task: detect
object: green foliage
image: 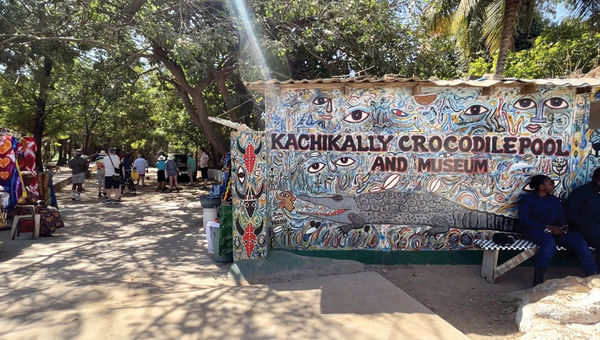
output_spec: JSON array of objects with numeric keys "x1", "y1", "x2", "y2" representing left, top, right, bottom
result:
[
  {"x1": 252, "y1": 0, "x2": 421, "y2": 78},
  {"x1": 468, "y1": 19, "x2": 600, "y2": 77}
]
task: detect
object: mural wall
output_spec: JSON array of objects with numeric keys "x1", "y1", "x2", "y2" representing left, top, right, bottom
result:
[
  {"x1": 232, "y1": 84, "x2": 599, "y2": 256},
  {"x1": 231, "y1": 130, "x2": 268, "y2": 260}
]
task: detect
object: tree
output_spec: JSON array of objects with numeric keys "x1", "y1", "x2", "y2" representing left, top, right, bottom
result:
[
  {"x1": 0, "y1": 1, "x2": 87, "y2": 169},
  {"x1": 424, "y1": 0, "x2": 537, "y2": 77},
  {"x1": 468, "y1": 19, "x2": 600, "y2": 77}
]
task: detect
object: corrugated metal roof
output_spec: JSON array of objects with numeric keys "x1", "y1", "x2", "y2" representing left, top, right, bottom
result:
[{"x1": 246, "y1": 76, "x2": 600, "y2": 90}]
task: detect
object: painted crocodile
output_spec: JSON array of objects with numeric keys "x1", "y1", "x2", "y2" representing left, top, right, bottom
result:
[{"x1": 296, "y1": 191, "x2": 518, "y2": 233}]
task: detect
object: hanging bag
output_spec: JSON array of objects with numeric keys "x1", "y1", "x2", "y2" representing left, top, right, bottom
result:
[{"x1": 107, "y1": 155, "x2": 121, "y2": 183}]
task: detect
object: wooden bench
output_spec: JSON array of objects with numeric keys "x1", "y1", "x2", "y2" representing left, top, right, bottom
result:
[
  {"x1": 475, "y1": 239, "x2": 595, "y2": 283},
  {"x1": 475, "y1": 238, "x2": 539, "y2": 283}
]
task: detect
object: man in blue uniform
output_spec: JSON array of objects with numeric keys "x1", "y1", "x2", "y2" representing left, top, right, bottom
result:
[
  {"x1": 519, "y1": 175, "x2": 597, "y2": 286},
  {"x1": 567, "y1": 168, "x2": 600, "y2": 266}
]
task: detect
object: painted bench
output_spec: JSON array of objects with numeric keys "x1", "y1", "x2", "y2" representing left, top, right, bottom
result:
[{"x1": 475, "y1": 238, "x2": 595, "y2": 283}]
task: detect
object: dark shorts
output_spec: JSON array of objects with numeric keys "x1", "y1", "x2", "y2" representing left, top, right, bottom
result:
[
  {"x1": 200, "y1": 167, "x2": 208, "y2": 179},
  {"x1": 105, "y1": 176, "x2": 120, "y2": 189},
  {"x1": 157, "y1": 169, "x2": 166, "y2": 182}
]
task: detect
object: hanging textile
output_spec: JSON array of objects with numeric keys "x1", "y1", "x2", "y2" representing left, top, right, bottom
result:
[
  {"x1": 38, "y1": 172, "x2": 58, "y2": 208},
  {"x1": 0, "y1": 134, "x2": 25, "y2": 210},
  {"x1": 16, "y1": 136, "x2": 38, "y2": 199}
]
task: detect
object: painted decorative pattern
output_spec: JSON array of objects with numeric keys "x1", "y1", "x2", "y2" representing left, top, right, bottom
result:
[
  {"x1": 231, "y1": 130, "x2": 268, "y2": 260},
  {"x1": 233, "y1": 85, "x2": 599, "y2": 255}
]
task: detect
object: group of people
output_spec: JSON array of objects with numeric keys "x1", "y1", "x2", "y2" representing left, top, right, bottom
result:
[
  {"x1": 519, "y1": 169, "x2": 600, "y2": 285},
  {"x1": 155, "y1": 150, "x2": 210, "y2": 192},
  {"x1": 68, "y1": 148, "x2": 150, "y2": 204},
  {"x1": 73, "y1": 148, "x2": 210, "y2": 199}
]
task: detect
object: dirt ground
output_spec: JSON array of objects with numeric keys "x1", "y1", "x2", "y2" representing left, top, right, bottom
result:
[
  {"x1": 0, "y1": 171, "x2": 589, "y2": 339},
  {"x1": 371, "y1": 265, "x2": 582, "y2": 339}
]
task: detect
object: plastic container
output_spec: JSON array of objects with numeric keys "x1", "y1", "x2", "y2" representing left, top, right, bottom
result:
[
  {"x1": 199, "y1": 194, "x2": 221, "y2": 232},
  {"x1": 210, "y1": 222, "x2": 233, "y2": 262},
  {"x1": 199, "y1": 195, "x2": 221, "y2": 209}
]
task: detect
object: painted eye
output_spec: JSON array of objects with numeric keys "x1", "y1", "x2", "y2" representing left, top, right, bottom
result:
[
  {"x1": 391, "y1": 109, "x2": 409, "y2": 117},
  {"x1": 307, "y1": 162, "x2": 325, "y2": 173},
  {"x1": 514, "y1": 98, "x2": 536, "y2": 110},
  {"x1": 464, "y1": 105, "x2": 489, "y2": 115},
  {"x1": 544, "y1": 97, "x2": 568, "y2": 109},
  {"x1": 237, "y1": 166, "x2": 245, "y2": 184},
  {"x1": 343, "y1": 109, "x2": 369, "y2": 123},
  {"x1": 312, "y1": 97, "x2": 330, "y2": 105},
  {"x1": 335, "y1": 157, "x2": 355, "y2": 166}
]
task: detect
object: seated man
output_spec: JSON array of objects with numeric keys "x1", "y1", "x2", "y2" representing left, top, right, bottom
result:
[
  {"x1": 519, "y1": 174, "x2": 597, "y2": 286},
  {"x1": 567, "y1": 167, "x2": 600, "y2": 265}
]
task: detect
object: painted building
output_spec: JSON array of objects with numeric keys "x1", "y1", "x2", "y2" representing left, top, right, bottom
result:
[{"x1": 231, "y1": 77, "x2": 600, "y2": 261}]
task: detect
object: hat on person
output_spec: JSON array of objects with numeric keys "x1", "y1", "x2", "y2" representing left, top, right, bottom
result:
[
  {"x1": 167, "y1": 154, "x2": 175, "y2": 160},
  {"x1": 158, "y1": 155, "x2": 166, "y2": 161},
  {"x1": 75, "y1": 149, "x2": 82, "y2": 155},
  {"x1": 99, "y1": 150, "x2": 107, "y2": 156},
  {"x1": 109, "y1": 147, "x2": 117, "y2": 153}
]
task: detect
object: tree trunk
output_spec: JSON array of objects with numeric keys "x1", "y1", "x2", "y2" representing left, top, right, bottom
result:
[
  {"x1": 214, "y1": 68, "x2": 240, "y2": 122},
  {"x1": 83, "y1": 128, "x2": 91, "y2": 155},
  {"x1": 495, "y1": 0, "x2": 520, "y2": 77},
  {"x1": 189, "y1": 88, "x2": 227, "y2": 156},
  {"x1": 151, "y1": 46, "x2": 227, "y2": 156},
  {"x1": 33, "y1": 55, "x2": 53, "y2": 171},
  {"x1": 33, "y1": 98, "x2": 45, "y2": 171}
]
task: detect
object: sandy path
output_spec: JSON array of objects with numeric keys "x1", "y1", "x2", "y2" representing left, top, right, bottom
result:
[{"x1": 0, "y1": 176, "x2": 235, "y2": 339}]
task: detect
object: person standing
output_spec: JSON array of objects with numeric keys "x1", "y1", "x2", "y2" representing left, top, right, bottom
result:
[
  {"x1": 102, "y1": 147, "x2": 122, "y2": 204},
  {"x1": 187, "y1": 153, "x2": 196, "y2": 184},
  {"x1": 566, "y1": 167, "x2": 600, "y2": 266},
  {"x1": 199, "y1": 148, "x2": 210, "y2": 188},
  {"x1": 156, "y1": 155, "x2": 167, "y2": 192},
  {"x1": 68, "y1": 149, "x2": 88, "y2": 201},
  {"x1": 95, "y1": 151, "x2": 107, "y2": 198},
  {"x1": 165, "y1": 154, "x2": 180, "y2": 192},
  {"x1": 133, "y1": 153, "x2": 149, "y2": 187},
  {"x1": 518, "y1": 174, "x2": 597, "y2": 286}
]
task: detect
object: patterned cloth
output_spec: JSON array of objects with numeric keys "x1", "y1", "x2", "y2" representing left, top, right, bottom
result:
[
  {"x1": 14, "y1": 183, "x2": 63, "y2": 236},
  {"x1": 16, "y1": 137, "x2": 38, "y2": 198},
  {"x1": 0, "y1": 134, "x2": 24, "y2": 210}
]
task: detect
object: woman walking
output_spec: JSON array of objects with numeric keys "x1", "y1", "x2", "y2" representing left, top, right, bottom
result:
[
  {"x1": 165, "y1": 154, "x2": 180, "y2": 192},
  {"x1": 156, "y1": 155, "x2": 167, "y2": 192}
]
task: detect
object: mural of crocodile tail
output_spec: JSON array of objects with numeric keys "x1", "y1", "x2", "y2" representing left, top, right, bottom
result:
[{"x1": 450, "y1": 208, "x2": 518, "y2": 232}]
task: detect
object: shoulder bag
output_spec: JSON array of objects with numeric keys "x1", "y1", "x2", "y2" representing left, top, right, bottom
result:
[{"x1": 107, "y1": 155, "x2": 121, "y2": 183}]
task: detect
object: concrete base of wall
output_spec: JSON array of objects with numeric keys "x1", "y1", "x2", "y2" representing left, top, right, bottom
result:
[{"x1": 277, "y1": 248, "x2": 581, "y2": 267}]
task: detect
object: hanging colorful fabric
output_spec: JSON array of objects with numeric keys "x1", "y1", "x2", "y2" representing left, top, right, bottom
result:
[
  {"x1": 16, "y1": 137, "x2": 38, "y2": 199},
  {"x1": 0, "y1": 135, "x2": 23, "y2": 210}
]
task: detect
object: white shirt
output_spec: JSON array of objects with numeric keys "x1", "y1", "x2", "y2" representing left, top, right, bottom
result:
[
  {"x1": 102, "y1": 154, "x2": 121, "y2": 176},
  {"x1": 199, "y1": 153, "x2": 209, "y2": 168},
  {"x1": 133, "y1": 158, "x2": 148, "y2": 174}
]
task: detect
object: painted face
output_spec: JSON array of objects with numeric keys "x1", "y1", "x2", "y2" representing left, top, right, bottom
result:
[
  {"x1": 513, "y1": 93, "x2": 571, "y2": 134},
  {"x1": 452, "y1": 101, "x2": 500, "y2": 135},
  {"x1": 302, "y1": 152, "x2": 360, "y2": 194}
]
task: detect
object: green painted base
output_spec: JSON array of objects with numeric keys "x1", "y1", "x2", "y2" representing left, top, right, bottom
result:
[{"x1": 275, "y1": 248, "x2": 582, "y2": 267}]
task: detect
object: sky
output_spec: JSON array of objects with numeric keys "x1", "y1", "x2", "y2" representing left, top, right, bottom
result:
[{"x1": 548, "y1": 3, "x2": 574, "y2": 22}]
